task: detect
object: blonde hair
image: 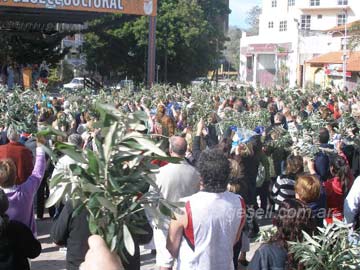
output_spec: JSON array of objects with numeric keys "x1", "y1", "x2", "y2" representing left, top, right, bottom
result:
[
  {"x1": 228, "y1": 159, "x2": 241, "y2": 180},
  {"x1": 295, "y1": 175, "x2": 321, "y2": 203},
  {"x1": 227, "y1": 159, "x2": 242, "y2": 194}
]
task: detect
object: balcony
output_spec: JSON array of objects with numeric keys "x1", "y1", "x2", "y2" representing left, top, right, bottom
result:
[{"x1": 299, "y1": 0, "x2": 351, "y2": 11}]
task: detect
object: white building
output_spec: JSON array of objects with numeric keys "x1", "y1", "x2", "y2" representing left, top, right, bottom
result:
[
  {"x1": 240, "y1": 0, "x2": 360, "y2": 88},
  {"x1": 62, "y1": 33, "x2": 86, "y2": 69}
]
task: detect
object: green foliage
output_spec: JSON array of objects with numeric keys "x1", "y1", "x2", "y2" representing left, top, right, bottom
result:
[
  {"x1": 0, "y1": 31, "x2": 70, "y2": 65},
  {"x1": 289, "y1": 221, "x2": 360, "y2": 270},
  {"x1": 245, "y1": 5, "x2": 261, "y2": 36},
  {"x1": 224, "y1": 27, "x2": 242, "y2": 71},
  {"x1": 46, "y1": 103, "x2": 180, "y2": 259},
  {"x1": 0, "y1": 86, "x2": 39, "y2": 133},
  {"x1": 83, "y1": 0, "x2": 230, "y2": 83}
]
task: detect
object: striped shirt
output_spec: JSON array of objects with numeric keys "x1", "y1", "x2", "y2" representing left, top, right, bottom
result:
[{"x1": 271, "y1": 174, "x2": 296, "y2": 210}]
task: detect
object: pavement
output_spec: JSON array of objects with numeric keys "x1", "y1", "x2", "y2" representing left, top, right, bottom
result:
[{"x1": 32, "y1": 217, "x2": 268, "y2": 270}]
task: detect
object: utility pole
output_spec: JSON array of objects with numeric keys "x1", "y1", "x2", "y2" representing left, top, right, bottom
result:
[
  {"x1": 147, "y1": 16, "x2": 157, "y2": 88},
  {"x1": 342, "y1": 8, "x2": 348, "y2": 89}
]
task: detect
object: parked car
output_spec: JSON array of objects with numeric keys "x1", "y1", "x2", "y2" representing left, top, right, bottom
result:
[
  {"x1": 63, "y1": 77, "x2": 84, "y2": 91},
  {"x1": 115, "y1": 79, "x2": 134, "y2": 91},
  {"x1": 191, "y1": 77, "x2": 209, "y2": 86}
]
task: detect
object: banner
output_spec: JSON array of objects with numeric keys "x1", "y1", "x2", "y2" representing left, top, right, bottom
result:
[{"x1": 0, "y1": 0, "x2": 157, "y2": 16}]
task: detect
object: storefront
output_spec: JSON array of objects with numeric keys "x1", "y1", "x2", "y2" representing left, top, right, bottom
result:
[{"x1": 306, "y1": 51, "x2": 360, "y2": 90}]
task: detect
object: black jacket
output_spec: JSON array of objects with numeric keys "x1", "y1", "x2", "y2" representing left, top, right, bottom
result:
[
  {"x1": 0, "y1": 220, "x2": 41, "y2": 270},
  {"x1": 51, "y1": 201, "x2": 91, "y2": 270}
]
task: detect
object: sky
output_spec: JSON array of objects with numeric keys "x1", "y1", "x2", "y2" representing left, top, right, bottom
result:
[{"x1": 229, "y1": 0, "x2": 262, "y2": 29}]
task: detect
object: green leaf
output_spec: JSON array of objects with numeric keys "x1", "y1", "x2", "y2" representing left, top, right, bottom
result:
[
  {"x1": 89, "y1": 214, "x2": 98, "y2": 234},
  {"x1": 55, "y1": 142, "x2": 87, "y2": 163},
  {"x1": 45, "y1": 183, "x2": 70, "y2": 208},
  {"x1": 36, "y1": 127, "x2": 67, "y2": 138},
  {"x1": 87, "y1": 150, "x2": 100, "y2": 177},
  {"x1": 123, "y1": 224, "x2": 135, "y2": 256},
  {"x1": 96, "y1": 196, "x2": 117, "y2": 215},
  {"x1": 49, "y1": 173, "x2": 66, "y2": 189},
  {"x1": 104, "y1": 122, "x2": 118, "y2": 162},
  {"x1": 82, "y1": 183, "x2": 102, "y2": 193},
  {"x1": 132, "y1": 110, "x2": 148, "y2": 122},
  {"x1": 124, "y1": 134, "x2": 166, "y2": 156}
]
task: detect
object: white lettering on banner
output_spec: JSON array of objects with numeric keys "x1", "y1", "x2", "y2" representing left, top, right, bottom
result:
[
  {"x1": 1, "y1": 0, "x2": 125, "y2": 10},
  {"x1": 109, "y1": 0, "x2": 116, "y2": 9},
  {"x1": 93, "y1": 0, "x2": 100, "y2": 8}
]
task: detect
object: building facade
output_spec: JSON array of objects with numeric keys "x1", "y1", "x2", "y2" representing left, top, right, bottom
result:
[{"x1": 240, "y1": 0, "x2": 360, "y2": 88}]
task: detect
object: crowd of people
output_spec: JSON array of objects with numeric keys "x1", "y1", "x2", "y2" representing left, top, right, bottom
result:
[
  {"x1": 0, "y1": 61, "x2": 49, "y2": 90},
  {"x1": 0, "y1": 83, "x2": 360, "y2": 270}
]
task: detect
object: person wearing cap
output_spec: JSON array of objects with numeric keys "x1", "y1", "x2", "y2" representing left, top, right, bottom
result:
[
  {"x1": 0, "y1": 125, "x2": 34, "y2": 185},
  {"x1": 0, "y1": 189, "x2": 41, "y2": 270}
]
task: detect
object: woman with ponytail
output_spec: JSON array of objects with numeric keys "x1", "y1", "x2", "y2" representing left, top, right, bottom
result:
[
  {"x1": 323, "y1": 154, "x2": 354, "y2": 224},
  {"x1": 0, "y1": 189, "x2": 41, "y2": 270}
]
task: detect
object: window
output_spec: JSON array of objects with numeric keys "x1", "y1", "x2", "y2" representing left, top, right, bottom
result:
[
  {"x1": 272, "y1": 0, "x2": 277, "y2": 7},
  {"x1": 288, "y1": 0, "x2": 295, "y2": 6},
  {"x1": 310, "y1": 0, "x2": 320, "y2": 6},
  {"x1": 279, "y1": 21, "x2": 287, "y2": 32},
  {"x1": 301, "y1": 15, "x2": 311, "y2": 30},
  {"x1": 268, "y1": 21, "x2": 274, "y2": 28},
  {"x1": 317, "y1": 14, "x2": 322, "y2": 19},
  {"x1": 337, "y1": 13, "x2": 347, "y2": 26},
  {"x1": 338, "y1": 0, "x2": 348, "y2": 5}
]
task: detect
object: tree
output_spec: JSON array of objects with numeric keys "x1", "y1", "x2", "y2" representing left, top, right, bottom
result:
[
  {"x1": 0, "y1": 30, "x2": 69, "y2": 65},
  {"x1": 349, "y1": 21, "x2": 360, "y2": 50},
  {"x1": 83, "y1": 0, "x2": 230, "y2": 84},
  {"x1": 246, "y1": 5, "x2": 261, "y2": 36},
  {"x1": 223, "y1": 26, "x2": 242, "y2": 71}
]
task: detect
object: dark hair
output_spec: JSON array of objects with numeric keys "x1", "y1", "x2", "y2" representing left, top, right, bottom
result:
[
  {"x1": 319, "y1": 128, "x2": 330, "y2": 144},
  {"x1": 285, "y1": 155, "x2": 304, "y2": 175},
  {"x1": 216, "y1": 137, "x2": 232, "y2": 157},
  {"x1": 330, "y1": 155, "x2": 352, "y2": 198},
  {"x1": 270, "y1": 199, "x2": 316, "y2": 270},
  {"x1": 197, "y1": 149, "x2": 230, "y2": 193},
  {"x1": 0, "y1": 189, "x2": 9, "y2": 237}
]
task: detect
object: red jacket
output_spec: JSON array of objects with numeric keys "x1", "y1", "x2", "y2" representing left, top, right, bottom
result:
[
  {"x1": 323, "y1": 175, "x2": 354, "y2": 224},
  {"x1": 0, "y1": 141, "x2": 34, "y2": 184}
]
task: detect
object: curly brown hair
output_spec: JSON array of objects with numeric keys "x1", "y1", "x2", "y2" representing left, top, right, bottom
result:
[{"x1": 0, "y1": 159, "x2": 17, "y2": 188}]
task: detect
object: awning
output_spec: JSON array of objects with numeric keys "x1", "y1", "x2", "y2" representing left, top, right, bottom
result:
[{"x1": 307, "y1": 51, "x2": 360, "y2": 72}]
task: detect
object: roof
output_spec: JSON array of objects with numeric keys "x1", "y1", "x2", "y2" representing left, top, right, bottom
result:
[
  {"x1": 327, "y1": 20, "x2": 360, "y2": 33},
  {"x1": 307, "y1": 51, "x2": 360, "y2": 72}
]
